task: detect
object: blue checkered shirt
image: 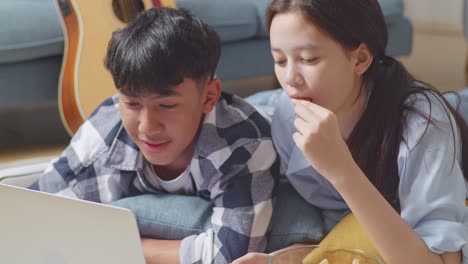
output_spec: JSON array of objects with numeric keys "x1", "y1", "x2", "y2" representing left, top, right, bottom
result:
[{"x1": 30, "y1": 92, "x2": 279, "y2": 264}]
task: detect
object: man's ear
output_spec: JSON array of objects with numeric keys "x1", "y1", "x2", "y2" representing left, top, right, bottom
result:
[
  {"x1": 353, "y1": 43, "x2": 373, "y2": 76},
  {"x1": 202, "y1": 77, "x2": 221, "y2": 113}
]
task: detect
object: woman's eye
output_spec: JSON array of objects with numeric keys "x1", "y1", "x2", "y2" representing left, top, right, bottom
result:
[
  {"x1": 302, "y1": 58, "x2": 318, "y2": 64},
  {"x1": 274, "y1": 59, "x2": 287, "y2": 65},
  {"x1": 160, "y1": 104, "x2": 177, "y2": 109}
]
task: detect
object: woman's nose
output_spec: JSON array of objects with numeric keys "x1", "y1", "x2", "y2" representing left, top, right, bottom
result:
[{"x1": 285, "y1": 65, "x2": 304, "y2": 87}]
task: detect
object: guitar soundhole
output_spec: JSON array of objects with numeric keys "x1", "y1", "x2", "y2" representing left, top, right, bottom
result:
[{"x1": 112, "y1": 0, "x2": 145, "y2": 23}]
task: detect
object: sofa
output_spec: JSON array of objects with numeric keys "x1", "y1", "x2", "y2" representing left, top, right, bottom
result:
[{"x1": 0, "y1": 0, "x2": 412, "y2": 147}]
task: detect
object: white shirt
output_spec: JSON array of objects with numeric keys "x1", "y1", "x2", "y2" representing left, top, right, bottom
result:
[
  {"x1": 143, "y1": 161, "x2": 194, "y2": 195},
  {"x1": 272, "y1": 90, "x2": 468, "y2": 263}
]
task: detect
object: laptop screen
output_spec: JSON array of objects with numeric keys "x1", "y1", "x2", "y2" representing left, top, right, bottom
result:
[{"x1": 0, "y1": 184, "x2": 145, "y2": 264}]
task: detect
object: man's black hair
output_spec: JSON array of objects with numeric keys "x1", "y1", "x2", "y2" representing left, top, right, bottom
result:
[{"x1": 104, "y1": 7, "x2": 221, "y2": 95}]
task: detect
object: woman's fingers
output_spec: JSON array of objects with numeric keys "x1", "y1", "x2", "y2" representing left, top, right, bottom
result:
[
  {"x1": 292, "y1": 100, "x2": 319, "y2": 123},
  {"x1": 292, "y1": 98, "x2": 330, "y2": 122},
  {"x1": 293, "y1": 116, "x2": 312, "y2": 136},
  {"x1": 292, "y1": 131, "x2": 305, "y2": 150}
]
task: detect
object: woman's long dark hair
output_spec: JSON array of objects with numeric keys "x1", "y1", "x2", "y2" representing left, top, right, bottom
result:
[{"x1": 267, "y1": 0, "x2": 468, "y2": 209}]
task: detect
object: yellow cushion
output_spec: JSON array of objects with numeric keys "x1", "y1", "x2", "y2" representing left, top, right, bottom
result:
[
  {"x1": 303, "y1": 213, "x2": 385, "y2": 264},
  {"x1": 161, "y1": 0, "x2": 176, "y2": 8},
  {"x1": 304, "y1": 201, "x2": 468, "y2": 263}
]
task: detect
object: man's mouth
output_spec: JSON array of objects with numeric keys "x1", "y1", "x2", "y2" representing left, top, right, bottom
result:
[{"x1": 141, "y1": 140, "x2": 171, "y2": 152}]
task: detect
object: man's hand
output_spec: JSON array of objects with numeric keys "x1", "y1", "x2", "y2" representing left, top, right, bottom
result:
[
  {"x1": 232, "y1": 252, "x2": 270, "y2": 264},
  {"x1": 141, "y1": 238, "x2": 181, "y2": 264}
]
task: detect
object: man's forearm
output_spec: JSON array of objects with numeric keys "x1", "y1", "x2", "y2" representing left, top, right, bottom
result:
[{"x1": 141, "y1": 238, "x2": 181, "y2": 264}]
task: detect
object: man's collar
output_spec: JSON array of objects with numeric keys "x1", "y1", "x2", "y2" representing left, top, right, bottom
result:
[{"x1": 104, "y1": 125, "x2": 143, "y2": 171}]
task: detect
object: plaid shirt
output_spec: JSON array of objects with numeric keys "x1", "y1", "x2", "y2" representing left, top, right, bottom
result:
[{"x1": 30, "y1": 92, "x2": 279, "y2": 264}]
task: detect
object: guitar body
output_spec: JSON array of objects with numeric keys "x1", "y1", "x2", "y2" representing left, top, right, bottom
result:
[{"x1": 55, "y1": 0, "x2": 176, "y2": 135}]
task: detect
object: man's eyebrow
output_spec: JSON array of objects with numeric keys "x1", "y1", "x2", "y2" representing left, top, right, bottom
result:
[
  {"x1": 119, "y1": 89, "x2": 182, "y2": 98},
  {"x1": 151, "y1": 89, "x2": 182, "y2": 98},
  {"x1": 271, "y1": 44, "x2": 319, "y2": 52}
]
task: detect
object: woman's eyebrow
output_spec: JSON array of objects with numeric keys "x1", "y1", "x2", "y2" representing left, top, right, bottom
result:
[{"x1": 271, "y1": 44, "x2": 320, "y2": 52}]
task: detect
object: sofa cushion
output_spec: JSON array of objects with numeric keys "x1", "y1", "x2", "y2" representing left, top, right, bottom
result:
[
  {"x1": 177, "y1": 0, "x2": 404, "y2": 41},
  {"x1": 443, "y1": 89, "x2": 468, "y2": 124},
  {"x1": 0, "y1": 0, "x2": 64, "y2": 64},
  {"x1": 250, "y1": 0, "x2": 271, "y2": 37},
  {"x1": 378, "y1": 0, "x2": 403, "y2": 24},
  {"x1": 176, "y1": 0, "x2": 262, "y2": 43},
  {"x1": 110, "y1": 183, "x2": 325, "y2": 252}
]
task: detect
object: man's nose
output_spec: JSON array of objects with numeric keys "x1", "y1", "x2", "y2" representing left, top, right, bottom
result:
[{"x1": 138, "y1": 110, "x2": 164, "y2": 135}]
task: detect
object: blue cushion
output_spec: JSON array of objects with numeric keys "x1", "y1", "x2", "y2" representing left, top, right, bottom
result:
[
  {"x1": 217, "y1": 39, "x2": 274, "y2": 80},
  {"x1": 386, "y1": 17, "x2": 413, "y2": 56},
  {"x1": 443, "y1": 89, "x2": 468, "y2": 123},
  {"x1": 267, "y1": 183, "x2": 324, "y2": 252},
  {"x1": 377, "y1": 0, "x2": 403, "y2": 24},
  {"x1": 0, "y1": 55, "x2": 62, "y2": 105},
  {"x1": 176, "y1": 0, "x2": 260, "y2": 43},
  {"x1": 250, "y1": 0, "x2": 272, "y2": 38},
  {"x1": 465, "y1": 0, "x2": 468, "y2": 41},
  {"x1": 110, "y1": 194, "x2": 212, "y2": 240},
  {"x1": 110, "y1": 183, "x2": 324, "y2": 252},
  {"x1": 0, "y1": 0, "x2": 64, "y2": 64}
]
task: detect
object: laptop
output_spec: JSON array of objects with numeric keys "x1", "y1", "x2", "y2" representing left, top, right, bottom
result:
[{"x1": 0, "y1": 183, "x2": 145, "y2": 264}]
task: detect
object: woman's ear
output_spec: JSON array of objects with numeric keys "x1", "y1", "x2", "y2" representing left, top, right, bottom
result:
[
  {"x1": 202, "y1": 77, "x2": 221, "y2": 113},
  {"x1": 353, "y1": 43, "x2": 373, "y2": 76}
]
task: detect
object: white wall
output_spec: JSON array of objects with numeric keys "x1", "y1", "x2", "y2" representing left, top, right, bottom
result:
[
  {"x1": 399, "y1": 0, "x2": 467, "y2": 91},
  {"x1": 404, "y1": 0, "x2": 464, "y2": 33}
]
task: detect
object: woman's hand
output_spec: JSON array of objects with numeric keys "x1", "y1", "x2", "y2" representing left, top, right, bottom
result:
[
  {"x1": 232, "y1": 252, "x2": 270, "y2": 264},
  {"x1": 291, "y1": 99, "x2": 356, "y2": 183}
]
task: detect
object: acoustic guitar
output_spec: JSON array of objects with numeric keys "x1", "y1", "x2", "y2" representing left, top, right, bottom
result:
[{"x1": 55, "y1": 0, "x2": 176, "y2": 135}]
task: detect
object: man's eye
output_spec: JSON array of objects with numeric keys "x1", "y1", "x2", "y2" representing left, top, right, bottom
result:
[
  {"x1": 160, "y1": 104, "x2": 177, "y2": 109},
  {"x1": 125, "y1": 102, "x2": 140, "y2": 107}
]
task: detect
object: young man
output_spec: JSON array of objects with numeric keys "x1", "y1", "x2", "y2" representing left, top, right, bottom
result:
[{"x1": 30, "y1": 7, "x2": 278, "y2": 264}]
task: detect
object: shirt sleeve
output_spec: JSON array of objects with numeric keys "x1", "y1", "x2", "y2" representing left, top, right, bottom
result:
[
  {"x1": 29, "y1": 153, "x2": 80, "y2": 199},
  {"x1": 29, "y1": 116, "x2": 111, "y2": 202},
  {"x1": 29, "y1": 96, "x2": 129, "y2": 202},
  {"x1": 398, "y1": 94, "x2": 468, "y2": 262},
  {"x1": 271, "y1": 92, "x2": 296, "y2": 166},
  {"x1": 179, "y1": 140, "x2": 278, "y2": 264}
]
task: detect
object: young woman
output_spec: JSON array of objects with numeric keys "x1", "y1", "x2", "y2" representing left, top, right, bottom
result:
[{"x1": 234, "y1": 0, "x2": 468, "y2": 263}]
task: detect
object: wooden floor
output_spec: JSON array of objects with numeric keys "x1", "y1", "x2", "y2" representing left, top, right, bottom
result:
[
  {"x1": 0, "y1": 103, "x2": 70, "y2": 165},
  {"x1": 0, "y1": 144, "x2": 65, "y2": 164}
]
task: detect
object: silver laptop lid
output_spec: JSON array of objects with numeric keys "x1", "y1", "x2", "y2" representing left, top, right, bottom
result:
[{"x1": 0, "y1": 184, "x2": 145, "y2": 264}]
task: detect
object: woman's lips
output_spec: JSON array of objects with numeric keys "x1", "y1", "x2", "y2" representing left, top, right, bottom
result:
[{"x1": 289, "y1": 95, "x2": 313, "y2": 102}]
